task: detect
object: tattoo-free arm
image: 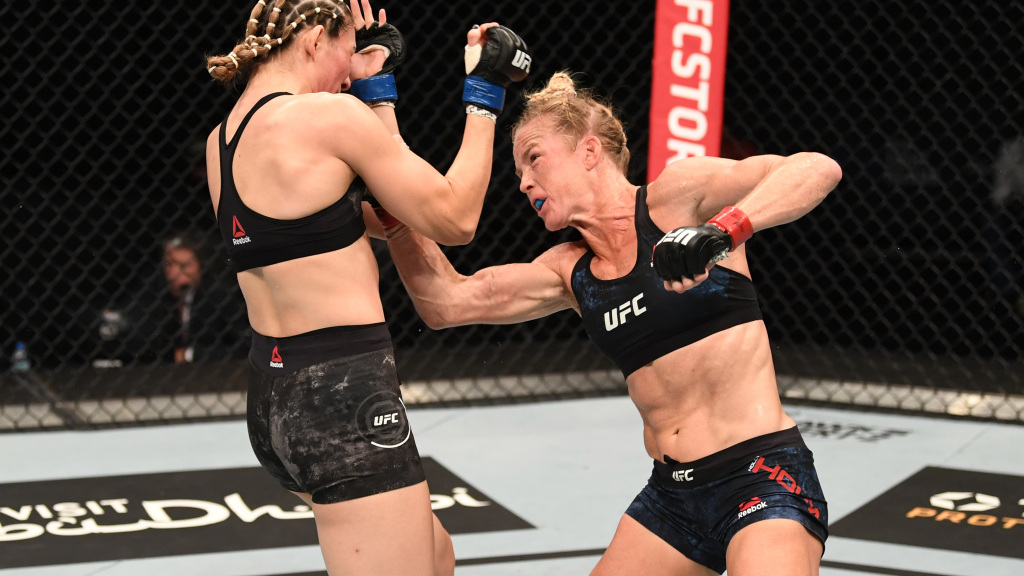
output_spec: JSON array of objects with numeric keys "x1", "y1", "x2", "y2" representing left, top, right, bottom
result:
[
  {"x1": 651, "y1": 152, "x2": 842, "y2": 231},
  {"x1": 384, "y1": 225, "x2": 574, "y2": 328}
]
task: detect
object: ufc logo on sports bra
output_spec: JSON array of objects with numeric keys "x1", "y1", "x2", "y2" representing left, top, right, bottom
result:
[
  {"x1": 604, "y1": 293, "x2": 646, "y2": 331},
  {"x1": 511, "y1": 50, "x2": 532, "y2": 73}
]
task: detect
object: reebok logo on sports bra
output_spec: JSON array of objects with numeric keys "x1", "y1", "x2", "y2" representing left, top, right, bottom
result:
[
  {"x1": 216, "y1": 92, "x2": 366, "y2": 271},
  {"x1": 232, "y1": 216, "x2": 251, "y2": 245}
]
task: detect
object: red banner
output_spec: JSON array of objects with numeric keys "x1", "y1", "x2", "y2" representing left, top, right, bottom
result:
[{"x1": 648, "y1": 0, "x2": 731, "y2": 181}]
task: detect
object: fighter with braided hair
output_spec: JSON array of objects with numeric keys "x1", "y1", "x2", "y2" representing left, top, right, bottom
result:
[
  {"x1": 204, "y1": 1, "x2": 530, "y2": 574},
  {"x1": 384, "y1": 71, "x2": 842, "y2": 576}
]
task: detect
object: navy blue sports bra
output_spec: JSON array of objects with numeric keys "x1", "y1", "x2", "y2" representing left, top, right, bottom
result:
[
  {"x1": 217, "y1": 92, "x2": 367, "y2": 271},
  {"x1": 570, "y1": 186, "x2": 763, "y2": 378}
]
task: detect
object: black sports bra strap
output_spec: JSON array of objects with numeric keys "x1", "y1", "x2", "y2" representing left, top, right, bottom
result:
[
  {"x1": 220, "y1": 92, "x2": 291, "y2": 148},
  {"x1": 634, "y1": 185, "x2": 664, "y2": 237},
  {"x1": 571, "y1": 249, "x2": 596, "y2": 279}
]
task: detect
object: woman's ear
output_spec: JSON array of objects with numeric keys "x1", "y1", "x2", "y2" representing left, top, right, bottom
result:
[
  {"x1": 582, "y1": 135, "x2": 602, "y2": 170},
  {"x1": 303, "y1": 25, "x2": 327, "y2": 60}
]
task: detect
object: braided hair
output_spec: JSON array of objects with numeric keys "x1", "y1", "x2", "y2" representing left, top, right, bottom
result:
[
  {"x1": 206, "y1": 0, "x2": 354, "y2": 85},
  {"x1": 513, "y1": 72, "x2": 631, "y2": 176}
]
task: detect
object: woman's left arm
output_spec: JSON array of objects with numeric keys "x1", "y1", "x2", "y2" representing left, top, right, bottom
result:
[
  {"x1": 648, "y1": 152, "x2": 842, "y2": 291},
  {"x1": 652, "y1": 152, "x2": 843, "y2": 231}
]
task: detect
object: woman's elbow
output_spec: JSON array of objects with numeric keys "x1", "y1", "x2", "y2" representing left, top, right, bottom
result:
[
  {"x1": 437, "y1": 221, "x2": 477, "y2": 247},
  {"x1": 452, "y1": 221, "x2": 478, "y2": 246},
  {"x1": 420, "y1": 313, "x2": 451, "y2": 331},
  {"x1": 419, "y1": 306, "x2": 462, "y2": 330},
  {"x1": 414, "y1": 303, "x2": 452, "y2": 330},
  {"x1": 811, "y1": 152, "x2": 843, "y2": 194},
  {"x1": 791, "y1": 152, "x2": 842, "y2": 202}
]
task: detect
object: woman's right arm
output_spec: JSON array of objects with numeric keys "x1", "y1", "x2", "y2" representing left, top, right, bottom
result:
[
  {"x1": 322, "y1": 98, "x2": 493, "y2": 246},
  {"x1": 330, "y1": 24, "x2": 531, "y2": 246},
  {"x1": 383, "y1": 224, "x2": 577, "y2": 328}
]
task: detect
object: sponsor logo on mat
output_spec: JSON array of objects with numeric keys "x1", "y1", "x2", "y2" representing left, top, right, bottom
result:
[
  {"x1": 795, "y1": 420, "x2": 911, "y2": 442},
  {"x1": 0, "y1": 457, "x2": 532, "y2": 568},
  {"x1": 830, "y1": 466, "x2": 1024, "y2": 559}
]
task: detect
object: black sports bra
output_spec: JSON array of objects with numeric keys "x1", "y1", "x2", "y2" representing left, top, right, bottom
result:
[
  {"x1": 570, "y1": 186, "x2": 763, "y2": 378},
  {"x1": 216, "y1": 92, "x2": 367, "y2": 271}
]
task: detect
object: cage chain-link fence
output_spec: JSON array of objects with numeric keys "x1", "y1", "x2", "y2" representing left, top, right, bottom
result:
[{"x1": 2, "y1": 0, "x2": 1022, "y2": 430}]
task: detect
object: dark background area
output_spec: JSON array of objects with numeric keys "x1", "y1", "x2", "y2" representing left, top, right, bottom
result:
[{"x1": 1, "y1": 1, "x2": 1022, "y2": 421}]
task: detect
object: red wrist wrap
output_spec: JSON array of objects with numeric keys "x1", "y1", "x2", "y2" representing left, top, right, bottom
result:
[
  {"x1": 373, "y1": 206, "x2": 402, "y2": 229},
  {"x1": 708, "y1": 206, "x2": 753, "y2": 250}
]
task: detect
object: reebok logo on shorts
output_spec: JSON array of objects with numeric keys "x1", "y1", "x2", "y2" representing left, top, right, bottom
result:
[
  {"x1": 270, "y1": 346, "x2": 284, "y2": 369},
  {"x1": 738, "y1": 496, "x2": 767, "y2": 518}
]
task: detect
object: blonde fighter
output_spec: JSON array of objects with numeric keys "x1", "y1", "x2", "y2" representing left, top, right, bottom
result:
[{"x1": 383, "y1": 72, "x2": 841, "y2": 576}]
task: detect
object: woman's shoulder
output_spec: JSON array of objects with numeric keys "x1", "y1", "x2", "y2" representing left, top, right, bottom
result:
[
  {"x1": 645, "y1": 157, "x2": 729, "y2": 225},
  {"x1": 272, "y1": 92, "x2": 364, "y2": 117},
  {"x1": 538, "y1": 240, "x2": 589, "y2": 260},
  {"x1": 239, "y1": 92, "x2": 375, "y2": 149},
  {"x1": 647, "y1": 157, "x2": 720, "y2": 200},
  {"x1": 286, "y1": 93, "x2": 386, "y2": 139},
  {"x1": 534, "y1": 240, "x2": 590, "y2": 276}
]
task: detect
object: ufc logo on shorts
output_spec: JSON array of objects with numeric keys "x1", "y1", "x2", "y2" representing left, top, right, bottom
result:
[
  {"x1": 511, "y1": 50, "x2": 532, "y2": 73},
  {"x1": 672, "y1": 469, "x2": 694, "y2": 482},
  {"x1": 604, "y1": 293, "x2": 646, "y2": 331},
  {"x1": 658, "y1": 228, "x2": 698, "y2": 246},
  {"x1": 374, "y1": 412, "x2": 399, "y2": 426}
]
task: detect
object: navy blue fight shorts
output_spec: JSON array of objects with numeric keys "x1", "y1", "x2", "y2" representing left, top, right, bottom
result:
[
  {"x1": 625, "y1": 426, "x2": 828, "y2": 574},
  {"x1": 246, "y1": 323, "x2": 425, "y2": 504}
]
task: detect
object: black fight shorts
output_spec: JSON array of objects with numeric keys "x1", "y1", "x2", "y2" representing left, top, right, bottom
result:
[
  {"x1": 246, "y1": 323, "x2": 425, "y2": 504},
  {"x1": 625, "y1": 427, "x2": 828, "y2": 574}
]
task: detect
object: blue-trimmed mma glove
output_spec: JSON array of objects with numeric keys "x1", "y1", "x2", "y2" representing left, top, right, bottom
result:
[
  {"x1": 348, "y1": 22, "x2": 406, "y2": 105},
  {"x1": 652, "y1": 207, "x2": 754, "y2": 281},
  {"x1": 463, "y1": 25, "x2": 531, "y2": 120},
  {"x1": 349, "y1": 23, "x2": 407, "y2": 221}
]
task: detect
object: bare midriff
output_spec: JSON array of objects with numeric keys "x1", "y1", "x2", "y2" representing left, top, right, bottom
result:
[
  {"x1": 237, "y1": 236, "x2": 385, "y2": 338},
  {"x1": 627, "y1": 320, "x2": 795, "y2": 463}
]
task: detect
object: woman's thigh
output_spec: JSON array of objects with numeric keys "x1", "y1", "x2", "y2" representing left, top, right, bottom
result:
[
  {"x1": 591, "y1": 514, "x2": 718, "y2": 576},
  {"x1": 726, "y1": 519, "x2": 823, "y2": 576},
  {"x1": 311, "y1": 481, "x2": 437, "y2": 576}
]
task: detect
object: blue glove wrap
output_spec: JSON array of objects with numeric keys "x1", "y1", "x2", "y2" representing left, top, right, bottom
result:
[
  {"x1": 349, "y1": 74, "x2": 398, "y2": 103},
  {"x1": 462, "y1": 75, "x2": 505, "y2": 113}
]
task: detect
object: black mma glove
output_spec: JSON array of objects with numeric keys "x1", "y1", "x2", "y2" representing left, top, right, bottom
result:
[
  {"x1": 349, "y1": 22, "x2": 406, "y2": 104},
  {"x1": 463, "y1": 25, "x2": 531, "y2": 118},
  {"x1": 652, "y1": 207, "x2": 754, "y2": 281}
]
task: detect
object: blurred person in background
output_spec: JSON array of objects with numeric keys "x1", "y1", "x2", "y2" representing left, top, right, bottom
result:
[
  {"x1": 383, "y1": 72, "x2": 842, "y2": 576},
  {"x1": 95, "y1": 232, "x2": 249, "y2": 366},
  {"x1": 203, "y1": 0, "x2": 530, "y2": 573},
  {"x1": 160, "y1": 233, "x2": 249, "y2": 363}
]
